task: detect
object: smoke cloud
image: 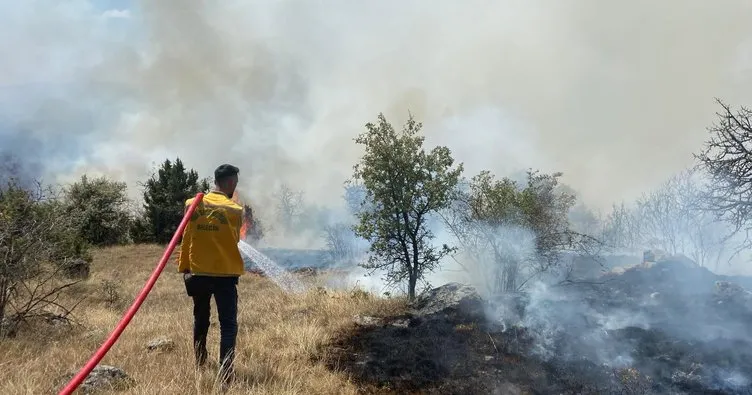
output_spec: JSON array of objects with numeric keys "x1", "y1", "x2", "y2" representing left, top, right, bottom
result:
[{"x1": 2, "y1": 0, "x2": 752, "y2": 213}]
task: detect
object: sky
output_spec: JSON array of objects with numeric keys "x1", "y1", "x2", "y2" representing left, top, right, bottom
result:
[{"x1": 1, "y1": 0, "x2": 752, "y2": 214}]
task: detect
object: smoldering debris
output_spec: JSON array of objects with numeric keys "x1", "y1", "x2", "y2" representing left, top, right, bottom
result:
[
  {"x1": 327, "y1": 254, "x2": 752, "y2": 394},
  {"x1": 488, "y1": 254, "x2": 752, "y2": 394}
]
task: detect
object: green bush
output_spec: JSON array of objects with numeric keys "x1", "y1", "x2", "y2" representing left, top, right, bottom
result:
[
  {"x1": 65, "y1": 175, "x2": 132, "y2": 246},
  {"x1": 0, "y1": 179, "x2": 89, "y2": 337}
]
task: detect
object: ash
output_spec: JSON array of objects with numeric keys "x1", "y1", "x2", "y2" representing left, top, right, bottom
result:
[{"x1": 488, "y1": 254, "x2": 752, "y2": 394}]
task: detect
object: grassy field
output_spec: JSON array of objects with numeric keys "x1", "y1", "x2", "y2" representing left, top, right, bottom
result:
[{"x1": 0, "y1": 244, "x2": 405, "y2": 394}]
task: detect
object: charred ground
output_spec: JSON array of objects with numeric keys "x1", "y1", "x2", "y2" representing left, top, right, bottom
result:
[{"x1": 324, "y1": 257, "x2": 752, "y2": 395}]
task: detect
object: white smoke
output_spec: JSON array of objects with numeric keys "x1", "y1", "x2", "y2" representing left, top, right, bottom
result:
[{"x1": 1, "y1": 0, "x2": 752, "y2": 214}]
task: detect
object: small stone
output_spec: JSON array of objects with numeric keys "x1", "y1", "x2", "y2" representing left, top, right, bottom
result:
[
  {"x1": 391, "y1": 318, "x2": 410, "y2": 328},
  {"x1": 146, "y1": 337, "x2": 175, "y2": 352},
  {"x1": 411, "y1": 282, "x2": 486, "y2": 322},
  {"x1": 353, "y1": 315, "x2": 383, "y2": 326},
  {"x1": 63, "y1": 365, "x2": 134, "y2": 394},
  {"x1": 0, "y1": 317, "x2": 18, "y2": 338},
  {"x1": 494, "y1": 382, "x2": 522, "y2": 395},
  {"x1": 484, "y1": 355, "x2": 495, "y2": 361}
]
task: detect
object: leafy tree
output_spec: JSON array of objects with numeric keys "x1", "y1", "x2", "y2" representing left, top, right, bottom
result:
[
  {"x1": 65, "y1": 175, "x2": 132, "y2": 246},
  {"x1": 694, "y1": 99, "x2": 752, "y2": 250},
  {"x1": 1, "y1": 180, "x2": 87, "y2": 337},
  {"x1": 444, "y1": 170, "x2": 593, "y2": 293},
  {"x1": 133, "y1": 158, "x2": 210, "y2": 244},
  {"x1": 352, "y1": 113, "x2": 463, "y2": 300}
]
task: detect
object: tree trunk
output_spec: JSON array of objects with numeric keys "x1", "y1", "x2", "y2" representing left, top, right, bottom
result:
[
  {"x1": 408, "y1": 270, "x2": 417, "y2": 301},
  {"x1": 0, "y1": 278, "x2": 7, "y2": 337}
]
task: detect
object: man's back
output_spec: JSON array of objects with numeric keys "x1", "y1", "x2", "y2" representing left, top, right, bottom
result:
[{"x1": 179, "y1": 191, "x2": 244, "y2": 277}]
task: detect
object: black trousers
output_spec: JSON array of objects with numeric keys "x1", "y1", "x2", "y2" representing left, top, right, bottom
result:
[{"x1": 187, "y1": 275, "x2": 239, "y2": 373}]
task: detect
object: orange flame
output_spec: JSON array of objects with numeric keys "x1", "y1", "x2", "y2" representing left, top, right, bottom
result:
[{"x1": 231, "y1": 191, "x2": 251, "y2": 241}]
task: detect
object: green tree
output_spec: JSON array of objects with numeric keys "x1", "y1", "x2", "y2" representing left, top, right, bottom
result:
[
  {"x1": 134, "y1": 158, "x2": 210, "y2": 244},
  {"x1": 444, "y1": 170, "x2": 587, "y2": 293},
  {"x1": 1, "y1": 180, "x2": 87, "y2": 337},
  {"x1": 65, "y1": 175, "x2": 132, "y2": 246},
  {"x1": 352, "y1": 113, "x2": 463, "y2": 300}
]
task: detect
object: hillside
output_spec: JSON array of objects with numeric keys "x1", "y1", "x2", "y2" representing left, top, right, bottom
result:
[
  {"x1": 4, "y1": 245, "x2": 752, "y2": 394},
  {"x1": 0, "y1": 245, "x2": 404, "y2": 394}
]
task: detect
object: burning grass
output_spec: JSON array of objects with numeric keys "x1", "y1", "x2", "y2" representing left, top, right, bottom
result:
[{"x1": 0, "y1": 244, "x2": 405, "y2": 394}]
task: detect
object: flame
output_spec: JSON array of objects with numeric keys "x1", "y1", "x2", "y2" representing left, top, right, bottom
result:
[{"x1": 231, "y1": 191, "x2": 251, "y2": 241}]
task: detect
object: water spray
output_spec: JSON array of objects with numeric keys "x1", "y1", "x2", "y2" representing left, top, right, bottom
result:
[{"x1": 238, "y1": 240, "x2": 308, "y2": 294}]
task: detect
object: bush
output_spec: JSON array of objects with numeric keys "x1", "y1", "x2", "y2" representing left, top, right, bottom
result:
[
  {"x1": 0, "y1": 179, "x2": 88, "y2": 337},
  {"x1": 66, "y1": 175, "x2": 132, "y2": 246}
]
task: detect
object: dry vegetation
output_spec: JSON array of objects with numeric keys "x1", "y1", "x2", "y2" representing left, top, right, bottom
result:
[{"x1": 0, "y1": 244, "x2": 405, "y2": 394}]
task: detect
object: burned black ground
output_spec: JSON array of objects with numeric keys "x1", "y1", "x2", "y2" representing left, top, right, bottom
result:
[{"x1": 324, "y1": 258, "x2": 752, "y2": 395}]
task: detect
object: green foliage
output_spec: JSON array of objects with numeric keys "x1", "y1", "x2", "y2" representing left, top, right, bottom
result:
[
  {"x1": 65, "y1": 175, "x2": 132, "y2": 246},
  {"x1": 352, "y1": 113, "x2": 463, "y2": 300},
  {"x1": 133, "y1": 158, "x2": 210, "y2": 244},
  {"x1": 447, "y1": 169, "x2": 579, "y2": 293},
  {"x1": 469, "y1": 170, "x2": 576, "y2": 251},
  {"x1": 0, "y1": 180, "x2": 88, "y2": 336}
]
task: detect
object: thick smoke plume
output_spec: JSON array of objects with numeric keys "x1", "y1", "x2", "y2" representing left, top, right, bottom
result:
[{"x1": 2, "y1": 0, "x2": 751, "y2": 214}]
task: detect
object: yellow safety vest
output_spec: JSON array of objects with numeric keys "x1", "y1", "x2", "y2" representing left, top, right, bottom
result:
[{"x1": 178, "y1": 191, "x2": 244, "y2": 277}]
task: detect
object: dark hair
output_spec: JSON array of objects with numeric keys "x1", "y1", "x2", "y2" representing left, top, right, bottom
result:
[{"x1": 214, "y1": 164, "x2": 239, "y2": 184}]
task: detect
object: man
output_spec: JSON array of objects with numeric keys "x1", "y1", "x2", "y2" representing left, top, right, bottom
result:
[{"x1": 178, "y1": 164, "x2": 245, "y2": 383}]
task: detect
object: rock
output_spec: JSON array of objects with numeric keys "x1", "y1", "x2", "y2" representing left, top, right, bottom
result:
[
  {"x1": 292, "y1": 267, "x2": 318, "y2": 277},
  {"x1": 146, "y1": 336, "x2": 175, "y2": 352},
  {"x1": 412, "y1": 282, "x2": 486, "y2": 322},
  {"x1": 353, "y1": 315, "x2": 383, "y2": 327},
  {"x1": 63, "y1": 258, "x2": 91, "y2": 279},
  {"x1": 642, "y1": 249, "x2": 666, "y2": 263},
  {"x1": 391, "y1": 318, "x2": 410, "y2": 328},
  {"x1": 493, "y1": 382, "x2": 522, "y2": 395},
  {"x1": 713, "y1": 281, "x2": 752, "y2": 312},
  {"x1": 63, "y1": 365, "x2": 134, "y2": 394},
  {"x1": 715, "y1": 281, "x2": 752, "y2": 300},
  {"x1": 0, "y1": 317, "x2": 18, "y2": 338},
  {"x1": 671, "y1": 365, "x2": 704, "y2": 392}
]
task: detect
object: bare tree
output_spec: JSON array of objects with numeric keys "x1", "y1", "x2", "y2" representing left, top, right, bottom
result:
[
  {"x1": 601, "y1": 203, "x2": 642, "y2": 251},
  {"x1": 694, "y1": 99, "x2": 752, "y2": 252},
  {"x1": 601, "y1": 168, "x2": 729, "y2": 268},
  {"x1": 274, "y1": 183, "x2": 304, "y2": 235},
  {"x1": 1, "y1": 180, "x2": 87, "y2": 337},
  {"x1": 323, "y1": 223, "x2": 358, "y2": 264}
]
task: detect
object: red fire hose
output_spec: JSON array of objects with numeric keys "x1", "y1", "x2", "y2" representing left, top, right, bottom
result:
[{"x1": 59, "y1": 193, "x2": 205, "y2": 395}]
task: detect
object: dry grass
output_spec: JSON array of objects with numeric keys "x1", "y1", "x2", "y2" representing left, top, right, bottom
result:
[{"x1": 0, "y1": 244, "x2": 405, "y2": 395}]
